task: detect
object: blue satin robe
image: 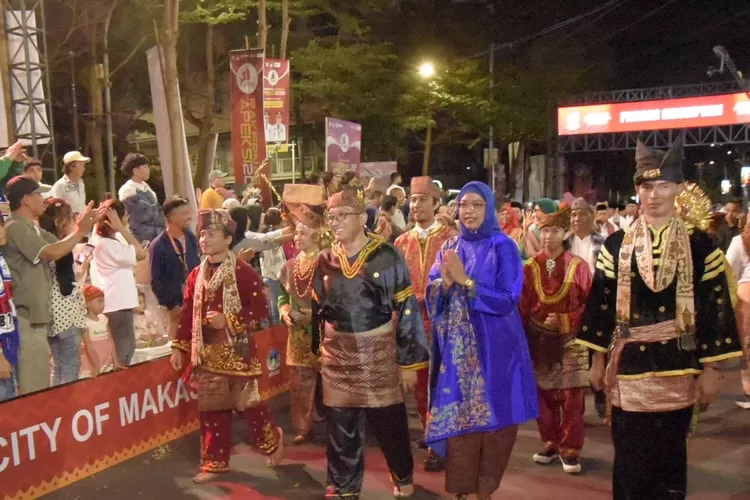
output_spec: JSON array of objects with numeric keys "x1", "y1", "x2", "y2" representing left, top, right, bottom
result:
[{"x1": 425, "y1": 232, "x2": 538, "y2": 457}]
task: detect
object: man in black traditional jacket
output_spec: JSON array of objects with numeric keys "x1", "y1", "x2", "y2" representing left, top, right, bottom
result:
[
  {"x1": 577, "y1": 138, "x2": 743, "y2": 500},
  {"x1": 311, "y1": 186, "x2": 430, "y2": 500}
]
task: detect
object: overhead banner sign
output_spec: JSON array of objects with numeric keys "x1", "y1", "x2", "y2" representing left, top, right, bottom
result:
[
  {"x1": 230, "y1": 49, "x2": 271, "y2": 206},
  {"x1": 0, "y1": 325, "x2": 289, "y2": 500},
  {"x1": 325, "y1": 118, "x2": 361, "y2": 174},
  {"x1": 263, "y1": 59, "x2": 290, "y2": 145},
  {"x1": 558, "y1": 92, "x2": 750, "y2": 136}
]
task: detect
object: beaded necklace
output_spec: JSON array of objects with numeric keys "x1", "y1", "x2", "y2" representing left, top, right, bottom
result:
[{"x1": 293, "y1": 251, "x2": 317, "y2": 298}]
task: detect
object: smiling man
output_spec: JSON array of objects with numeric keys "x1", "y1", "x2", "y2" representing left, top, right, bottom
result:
[
  {"x1": 311, "y1": 186, "x2": 430, "y2": 499},
  {"x1": 577, "y1": 139, "x2": 743, "y2": 500},
  {"x1": 394, "y1": 176, "x2": 457, "y2": 472}
]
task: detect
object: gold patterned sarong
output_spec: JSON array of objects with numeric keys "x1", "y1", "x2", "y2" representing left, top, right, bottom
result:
[
  {"x1": 606, "y1": 320, "x2": 697, "y2": 413},
  {"x1": 320, "y1": 321, "x2": 402, "y2": 408}
]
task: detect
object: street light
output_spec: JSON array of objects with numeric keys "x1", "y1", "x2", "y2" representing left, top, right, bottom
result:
[
  {"x1": 419, "y1": 62, "x2": 435, "y2": 79},
  {"x1": 418, "y1": 62, "x2": 436, "y2": 175}
]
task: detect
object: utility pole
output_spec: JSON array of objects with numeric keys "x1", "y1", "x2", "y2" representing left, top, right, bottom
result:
[{"x1": 488, "y1": 43, "x2": 495, "y2": 191}]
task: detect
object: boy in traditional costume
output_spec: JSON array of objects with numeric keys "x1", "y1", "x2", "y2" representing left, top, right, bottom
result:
[
  {"x1": 519, "y1": 202, "x2": 592, "y2": 474},
  {"x1": 578, "y1": 139, "x2": 743, "y2": 500},
  {"x1": 394, "y1": 175, "x2": 457, "y2": 472},
  {"x1": 311, "y1": 187, "x2": 430, "y2": 499},
  {"x1": 278, "y1": 184, "x2": 327, "y2": 444},
  {"x1": 170, "y1": 209, "x2": 283, "y2": 484}
]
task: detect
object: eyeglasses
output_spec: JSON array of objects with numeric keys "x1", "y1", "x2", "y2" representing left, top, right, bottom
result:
[
  {"x1": 326, "y1": 212, "x2": 360, "y2": 224},
  {"x1": 458, "y1": 201, "x2": 486, "y2": 212}
]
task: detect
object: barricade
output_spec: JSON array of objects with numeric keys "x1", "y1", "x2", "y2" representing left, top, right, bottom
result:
[{"x1": 0, "y1": 325, "x2": 289, "y2": 500}]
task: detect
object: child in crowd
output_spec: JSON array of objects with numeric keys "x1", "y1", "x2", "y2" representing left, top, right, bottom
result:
[
  {"x1": 80, "y1": 285, "x2": 124, "y2": 378},
  {"x1": 133, "y1": 287, "x2": 168, "y2": 349}
]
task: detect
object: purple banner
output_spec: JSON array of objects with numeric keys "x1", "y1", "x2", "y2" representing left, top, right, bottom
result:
[{"x1": 325, "y1": 118, "x2": 361, "y2": 174}]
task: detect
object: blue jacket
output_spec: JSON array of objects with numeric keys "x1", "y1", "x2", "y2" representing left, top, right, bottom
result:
[{"x1": 149, "y1": 229, "x2": 201, "y2": 309}]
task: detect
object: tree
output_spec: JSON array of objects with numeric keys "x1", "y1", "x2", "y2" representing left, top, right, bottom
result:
[{"x1": 180, "y1": 0, "x2": 256, "y2": 187}]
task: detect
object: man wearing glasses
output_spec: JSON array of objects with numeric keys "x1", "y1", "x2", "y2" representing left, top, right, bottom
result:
[{"x1": 311, "y1": 186, "x2": 430, "y2": 499}]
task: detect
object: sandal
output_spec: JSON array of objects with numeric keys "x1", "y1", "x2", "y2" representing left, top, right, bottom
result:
[
  {"x1": 193, "y1": 471, "x2": 221, "y2": 484},
  {"x1": 392, "y1": 483, "x2": 414, "y2": 498}
]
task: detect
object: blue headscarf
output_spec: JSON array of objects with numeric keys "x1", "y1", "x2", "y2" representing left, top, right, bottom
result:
[{"x1": 457, "y1": 181, "x2": 501, "y2": 241}]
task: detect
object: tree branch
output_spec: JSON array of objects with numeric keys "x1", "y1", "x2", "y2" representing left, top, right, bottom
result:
[{"x1": 110, "y1": 34, "x2": 149, "y2": 79}]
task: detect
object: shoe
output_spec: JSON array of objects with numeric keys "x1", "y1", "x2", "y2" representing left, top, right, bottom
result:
[
  {"x1": 533, "y1": 448, "x2": 559, "y2": 465},
  {"x1": 293, "y1": 432, "x2": 309, "y2": 445},
  {"x1": 735, "y1": 394, "x2": 750, "y2": 409},
  {"x1": 266, "y1": 427, "x2": 284, "y2": 467},
  {"x1": 423, "y1": 449, "x2": 446, "y2": 472},
  {"x1": 192, "y1": 471, "x2": 221, "y2": 484},
  {"x1": 561, "y1": 456, "x2": 582, "y2": 474}
]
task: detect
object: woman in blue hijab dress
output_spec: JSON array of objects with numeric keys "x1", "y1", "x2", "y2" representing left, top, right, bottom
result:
[{"x1": 425, "y1": 181, "x2": 538, "y2": 500}]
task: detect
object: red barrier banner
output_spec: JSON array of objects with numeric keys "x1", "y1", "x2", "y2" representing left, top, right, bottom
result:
[
  {"x1": 0, "y1": 325, "x2": 288, "y2": 500},
  {"x1": 558, "y1": 92, "x2": 750, "y2": 136},
  {"x1": 230, "y1": 49, "x2": 271, "y2": 206},
  {"x1": 325, "y1": 118, "x2": 362, "y2": 174},
  {"x1": 263, "y1": 59, "x2": 290, "y2": 145}
]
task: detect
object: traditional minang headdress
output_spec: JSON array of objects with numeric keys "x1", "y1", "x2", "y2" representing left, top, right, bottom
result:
[
  {"x1": 327, "y1": 186, "x2": 365, "y2": 212},
  {"x1": 197, "y1": 209, "x2": 237, "y2": 233},
  {"x1": 410, "y1": 176, "x2": 441, "y2": 198},
  {"x1": 633, "y1": 137, "x2": 685, "y2": 185},
  {"x1": 281, "y1": 183, "x2": 326, "y2": 229},
  {"x1": 537, "y1": 202, "x2": 571, "y2": 231},
  {"x1": 571, "y1": 197, "x2": 593, "y2": 213}
]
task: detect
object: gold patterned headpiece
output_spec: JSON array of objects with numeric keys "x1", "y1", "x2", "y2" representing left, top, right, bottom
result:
[
  {"x1": 197, "y1": 209, "x2": 237, "y2": 233},
  {"x1": 538, "y1": 203, "x2": 572, "y2": 231},
  {"x1": 327, "y1": 186, "x2": 365, "y2": 212},
  {"x1": 281, "y1": 184, "x2": 326, "y2": 229},
  {"x1": 634, "y1": 138, "x2": 685, "y2": 186}
]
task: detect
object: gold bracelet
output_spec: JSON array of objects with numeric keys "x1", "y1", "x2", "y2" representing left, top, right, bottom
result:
[{"x1": 463, "y1": 278, "x2": 475, "y2": 289}]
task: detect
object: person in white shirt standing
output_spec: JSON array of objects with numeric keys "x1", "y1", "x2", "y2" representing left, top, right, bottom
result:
[
  {"x1": 118, "y1": 153, "x2": 164, "y2": 243},
  {"x1": 567, "y1": 197, "x2": 607, "y2": 418},
  {"x1": 91, "y1": 199, "x2": 148, "y2": 365},
  {"x1": 49, "y1": 151, "x2": 89, "y2": 215},
  {"x1": 725, "y1": 227, "x2": 750, "y2": 409}
]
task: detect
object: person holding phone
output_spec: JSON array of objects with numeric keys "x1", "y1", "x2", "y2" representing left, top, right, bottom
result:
[{"x1": 91, "y1": 199, "x2": 147, "y2": 366}]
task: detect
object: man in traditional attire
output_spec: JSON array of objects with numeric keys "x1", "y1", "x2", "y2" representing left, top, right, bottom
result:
[
  {"x1": 578, "y1": 139, "x2": 743, "y2": 500},
  {"x1": 278, "y1": 184, "x2": 327, "y2": 444},
  {"x1": 519, "y1": 202, "x2": 592, "y2": 474},
  {"x1": 568, "y1": 197, "x2": 607, "y2": 418},
  {"x1": 312, "y1": 187, "x2": 430, "y2": 499},
  {"x1": 394, "y1": 176, "x2": 458, "y2": 472},
  {"x1": 170, "y1": 209, "x2": 283, "y2": 484}
]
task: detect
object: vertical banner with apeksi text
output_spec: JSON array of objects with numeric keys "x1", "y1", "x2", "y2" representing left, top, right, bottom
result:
[
  {"x1": 263, "y1": 59, "x2": 290, "y2": 146},
  {"x1": 230, "y1": 49, "x2": 271, "y2": 206},
  {"x1": 325, "y1": 118, "x2": 361, "y2": 175}
]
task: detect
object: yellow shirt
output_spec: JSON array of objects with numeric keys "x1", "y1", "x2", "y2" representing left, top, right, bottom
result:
[{"x1": 200, "y1": 187, "x2": 224, "y2": 209}]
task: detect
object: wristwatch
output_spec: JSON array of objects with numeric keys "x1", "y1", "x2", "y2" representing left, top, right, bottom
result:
[{"x1": 463, "y1": 277, "x2": 475, "y2": 289}]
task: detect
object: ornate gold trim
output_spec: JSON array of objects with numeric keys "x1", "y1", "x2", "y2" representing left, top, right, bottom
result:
[
  {"x1": 332, "y1": 238, "x2": 383, "y2": 279},
  {"x1": 529, "y1": 257, "x2": 581, "y2": 305}
]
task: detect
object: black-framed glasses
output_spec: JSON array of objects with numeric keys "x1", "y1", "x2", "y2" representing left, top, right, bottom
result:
[{"x1": 326, "y1": 212, "x2": 360, "y2": 224}]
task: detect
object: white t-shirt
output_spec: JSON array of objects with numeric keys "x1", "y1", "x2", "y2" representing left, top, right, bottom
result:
[
  {"x1": 91, "y1": 236, "x2": 138, "y2": 313},
  {"x1": 570, "y1": 234, "x2": 595, "y2": 274},
  {"x1": 118, "y1": 179, "x2": 157, "y2": 201},
  {"x1": 727, "y1": 235, "x2": 750, "y2": 285},
  {"x1": 49, "y1": 175, "x2": 86, "y2": 214}
]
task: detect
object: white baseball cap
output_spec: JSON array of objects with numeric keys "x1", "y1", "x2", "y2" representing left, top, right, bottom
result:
[{"x1": 63, "y1": 151, "x2": 91, "y2": 165}]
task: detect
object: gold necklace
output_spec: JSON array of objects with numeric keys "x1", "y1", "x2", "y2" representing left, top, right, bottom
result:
[
  {"x1": 332, "y1": 239, "x2": 382, "y2": 279},
  {"x1": 293, "y1": 253, "x2": 316, "y2": 298}
]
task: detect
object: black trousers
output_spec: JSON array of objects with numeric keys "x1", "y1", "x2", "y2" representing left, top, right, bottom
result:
[
  {"x1": 325, "y1": 403, "x2": 414, "y2": 498},
  {"x1": 611, "y1": 406, "x2": 693, "y2": 500}
]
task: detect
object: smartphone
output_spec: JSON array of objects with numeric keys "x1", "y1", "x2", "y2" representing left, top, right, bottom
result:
[{"x1": 76, "y1": 243, "x2": 95, "y2": 264}]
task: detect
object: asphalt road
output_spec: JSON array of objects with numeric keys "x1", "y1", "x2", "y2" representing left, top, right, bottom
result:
[{"x1": 44, "y1": 371, "x2": 750, "y2": 500}]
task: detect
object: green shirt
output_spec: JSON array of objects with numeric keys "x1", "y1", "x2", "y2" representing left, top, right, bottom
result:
[{"x1": 2, "y1": 213, "x2": 58, "y2": 324}]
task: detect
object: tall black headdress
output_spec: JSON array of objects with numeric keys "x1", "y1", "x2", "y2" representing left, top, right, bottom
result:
[{"x1": 633, "y1": 137, "x2": 685, "y2": 186}]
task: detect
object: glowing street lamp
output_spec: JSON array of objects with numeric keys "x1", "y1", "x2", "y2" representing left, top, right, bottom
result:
[{"x1": 419, "y1": 62, "x2": 435, "y2": 79}]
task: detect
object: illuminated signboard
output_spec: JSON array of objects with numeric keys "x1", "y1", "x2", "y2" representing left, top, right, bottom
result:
[{"x1": 558, "y1": 92, "x2": 750, "y2": 136}]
